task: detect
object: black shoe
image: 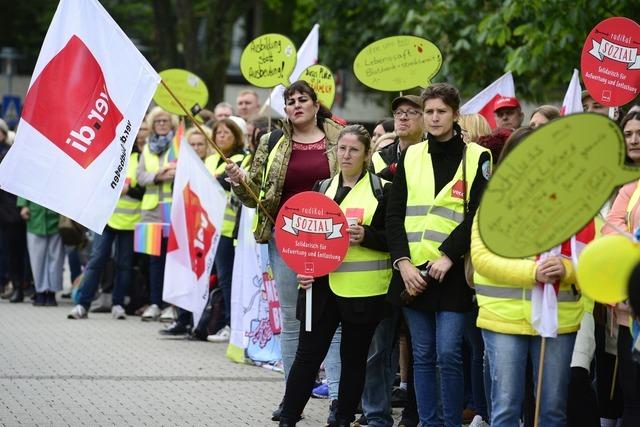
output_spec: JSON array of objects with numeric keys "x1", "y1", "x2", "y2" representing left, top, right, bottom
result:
[
  {"x1": 329, "y1": 418, "x2": 351, "y2": 427},
  {"x1": 391, "y1": 386, "x2": 407, "y2": 407},
  {"x1": 398, "y1": 416, "x2": 418, "y2": 427},
  {"x1": 354, "y1": 414, "x2": 368, "y2": 426},
  {"x1": 278, "y1": 418, "x2": 296, "y2": 427},
  {"x1": 272, "y1": 400, "x2": 284, "y2": 421},
  {"x1": 159, "y1": 321, "x2": 190, "y2": 335},
  {"x1": 44, "y1": 291, "x2": 58, "y2": 306},
  {"x1": 326, "y1": 400, "x2": 338, "y2": 426},
  {"x1": 9, "y1": 288, "x2": 24, "y2": 303},
  {"x1": 32, "y1": 292, "x2": 45, "y2": 306}
]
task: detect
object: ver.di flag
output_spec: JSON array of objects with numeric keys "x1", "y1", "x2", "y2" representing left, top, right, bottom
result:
[
  {"x1": 460, "y1": 72, "x2": 515, "y2": 129},
  {"x1": 163, "y1": 141, "x2": 226, "y2": 326},
  {"x1": 0, "y1": 0, "x2": 159, "y2": 232}
]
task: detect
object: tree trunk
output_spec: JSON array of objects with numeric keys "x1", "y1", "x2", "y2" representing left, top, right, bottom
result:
[{"x1": 151, "y1": 0, "x2": 179, "y2": 70}]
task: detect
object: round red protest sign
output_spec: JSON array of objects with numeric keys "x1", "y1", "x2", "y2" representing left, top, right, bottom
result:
[
  {"x1": 581, "y1": 17, "x2": 640, "y2": 107},
  {"x1": 275, "y1": 191, "x2": 349, "y2": 277}
]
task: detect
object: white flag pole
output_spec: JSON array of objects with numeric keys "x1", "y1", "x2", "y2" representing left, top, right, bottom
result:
[{"x1": 305, "y1": 288, "x2": 312, "y2": 331}]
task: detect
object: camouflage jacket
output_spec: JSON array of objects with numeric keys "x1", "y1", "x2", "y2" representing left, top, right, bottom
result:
[{"x1": 233, "y1": 118, "x2": 343, "y2": 242}]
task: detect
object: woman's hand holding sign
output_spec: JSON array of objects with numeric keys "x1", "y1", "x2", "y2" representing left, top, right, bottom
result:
[
  {"x1": 225, "y1": 161, "x2": 245, "y2": 186},
  {"x1": 297, "y1": 274, "x2": 314, "y2": 290},
  {"x1": 348, "y1": 224, "x2": 365, "y2": 245}
]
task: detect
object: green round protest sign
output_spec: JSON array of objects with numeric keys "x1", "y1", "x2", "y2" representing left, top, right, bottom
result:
[
  {"x1": 154, "y1": 69, "x2": 209, "y2": 116},
  {"x1": 353, "y1": 36, "x2": 442, "y2": 92},
  {"x1": 240, "y1": 33, "x2": 297, "y2": 88},
  {"x1": 299, "y1": 64, "x2": 336, "y2": 109}
]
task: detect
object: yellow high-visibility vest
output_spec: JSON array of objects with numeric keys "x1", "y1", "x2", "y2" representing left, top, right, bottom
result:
[
  {"x1": 140, "y1": 143, "x2": 175, "y2": 211},
  {"x1": 205, "y1": 152, "x2": 246, "y2": 238},
  {"x1": 403, "y1": 141, "x2": 488, "y2": 266},
  {"x1": 108, "y1": 152, "x2": 141, "y2": 230},
  {"x1": 321, "y1": 172, "x2": 391, "y2": 297}
]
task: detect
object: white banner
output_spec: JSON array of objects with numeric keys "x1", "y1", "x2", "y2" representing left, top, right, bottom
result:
[
  {"x1": 267, "y1": 24, "x2": 319, "y2": 117},
  {"x1": 561, "y1": 69, "x2": 584, "y2": 116},
  {"x1": 589, "y1": 38, "x2": 640, "y2": 70},
  {"x1": 0, "y1": 0, "x2": 159, "y2": 232},
  {"x1": 228, "y1": 206, "x2": 282, "y2": 366},
  {"x1": 163, "y1": 142, "x2": 226, "y2": 326}
]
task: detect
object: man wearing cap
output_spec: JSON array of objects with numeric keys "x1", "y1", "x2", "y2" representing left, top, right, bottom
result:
[
  {"x1": 493, "y1": 96, "x2": 524, "y2": 130},
  {"x1": 370, "y1": 95, "x2": 425, "y2": 181}
]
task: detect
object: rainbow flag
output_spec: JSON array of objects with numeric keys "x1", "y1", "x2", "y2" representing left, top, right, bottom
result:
[
  {"x1": 134, "y1": 223, "x2": 164, "y2": 256},
  {"x1": 167, "y1": 120, "x2": 184, "y2": 163}
]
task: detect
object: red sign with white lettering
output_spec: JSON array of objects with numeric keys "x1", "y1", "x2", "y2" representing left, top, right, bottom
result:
[
  {"x1": 580, "y1": 17, "x2": 640, "y2": 107},
  {"x1": 275, "y1": 191, "x2": 349, "y2": 277},
  {"x1": 21, "y1": 35, "x2": 124, "y2": 168}
]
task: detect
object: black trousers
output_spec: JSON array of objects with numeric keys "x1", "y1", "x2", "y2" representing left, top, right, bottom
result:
[
  {"x1": 618, "y1": 326, "x2": 640, "y2": 426},
  {"x1": 280, "y1": 292, "x2": 379, "y2": 423},
  {"x1": 2, "y1": 224, "x2": 27, "y2": 287}
]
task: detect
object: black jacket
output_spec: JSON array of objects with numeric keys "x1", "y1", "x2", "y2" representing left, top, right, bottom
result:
[
  {"x1": 0, "y1": 143, "x2": 22, "y2": 226},
  {"x1": 369, "y1": 138, "x2": 402, "y2": 181},
  {"x1": 386, "y1": 126, "x2": 490, "y2": 312},
  {"x1": 296, "y1": 173, "x2": 392, "y2": 325}
]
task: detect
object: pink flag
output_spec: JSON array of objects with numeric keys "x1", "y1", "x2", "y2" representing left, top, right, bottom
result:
[
  {"x1": 0, "y1": 0, "x2": 159, "y2": 232},
  {"x1": 163, "y1": 141, "x2": 227, "y2": 325},
  {"x1": 561, "y1": 69, "x2": 584, "y2": 116},
  {"x1": 460, "y1": 72, "x2": 515, "y2": 129}
]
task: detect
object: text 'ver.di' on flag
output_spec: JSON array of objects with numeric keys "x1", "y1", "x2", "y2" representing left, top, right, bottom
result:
[
  {"x1": 0, "y1": 0, "x2": 160, "y2": 232},
  {"x1": 163, "y1": 142, "x2": 226, "y2": 326}
]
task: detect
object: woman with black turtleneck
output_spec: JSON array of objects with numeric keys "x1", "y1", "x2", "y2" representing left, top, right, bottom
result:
[{"x1": 386, "y1": 83, "x2": 491, "y2": 427}]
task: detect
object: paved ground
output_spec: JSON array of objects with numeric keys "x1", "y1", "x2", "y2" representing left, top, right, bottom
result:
[{"x1": 0, "y1": 297, "x2": 338, "y2": 426}]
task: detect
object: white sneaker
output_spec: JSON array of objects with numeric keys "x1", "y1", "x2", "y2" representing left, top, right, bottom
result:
[
  {"x1": 111, "y1": 305, "x2": 126, "y2": 319},
  {"x1": 160, "y1": 305, "x2": 177, "y2": 323},
  {"x1": 141, "y1": 304, "x2": 161, "y2": 321},
  {"x1": 67, "y1": 305, "x2": 87, "y2": 319},
  {"x1": 207, "y1": 325, "x2": 230, "y2": 343},
  {"x1": 469, "y1": 415, "x2": 490, "y2": 427}
]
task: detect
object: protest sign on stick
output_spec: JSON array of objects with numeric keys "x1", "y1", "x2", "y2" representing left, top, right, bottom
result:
[
  {"x1": 478, "y1": 113, "x2": 636, "y2": 258},
  {"x1": 581, "y1": 17, "x2": 640, "y2": 108},
  {"x1": 275, "y1": 192, "x2": 349, "y2": 331},
  {"x1": 353, "y1": 35, "x2": 442, "y2": 92},
  {"x1": 153, "y1": 68, "x2": 209, "y2": 117},
  {"x1": 299, "y1": 64, "x2": 336, "y2": 109}
]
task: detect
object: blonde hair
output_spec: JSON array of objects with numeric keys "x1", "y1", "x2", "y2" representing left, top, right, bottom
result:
[
  {"x1": 185, "y1": 125, "x2": 213, "y2": 156},
  {"x1": 146, "y1": 106, "x2": 179, "y2": 134},
  {"x1": 458, "y1": 114, "x2": 491, "y2": 143}
]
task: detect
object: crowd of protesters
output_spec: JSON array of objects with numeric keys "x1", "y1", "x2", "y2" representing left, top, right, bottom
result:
[{"x1": 2, "y1": 80, "x2": 640, "y2": 427}]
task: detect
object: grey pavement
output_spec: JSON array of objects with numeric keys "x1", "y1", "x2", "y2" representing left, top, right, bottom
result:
[{"x1": 0, "y1": 297, "x2": 336, "y2": 426}]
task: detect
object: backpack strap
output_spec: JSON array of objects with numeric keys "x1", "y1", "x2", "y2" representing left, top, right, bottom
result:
[
  {"x1": 368, "y1": 173, "x2": 384, "y2": 202},
  {"x1": 317, "y1": 178, "x2": 332, "y2": 194},
  {"x1": 267, "y1": 129, "x2": 284, "y2": 154}
]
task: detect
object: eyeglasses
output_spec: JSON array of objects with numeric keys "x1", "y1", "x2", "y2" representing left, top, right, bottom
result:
[
  {"x1": 154, "y1": 119, "x2": 170, "y2": 125},
  {"x1": 393, "y1": 109, "x2": 422, "y2": 119}
]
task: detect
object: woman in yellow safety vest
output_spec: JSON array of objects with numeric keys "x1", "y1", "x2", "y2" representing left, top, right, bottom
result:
[
  {"x1": 471, "y1": 127, "x2": 583, "y2": 427},
  {"x1": 277, "y1": 125, "x2": 391, "y2": 427},
  {"x1": 386, "y1": 83, "x2": 492, "y2": 427},
  {"x1": 136, "y1": 106, "x2": 179, "y2": 321},
  {"x1": 204, "y1": 118, "x2": 246, "y2": 343},
  {"x1": 602, "y1": 111, "x2": 640, "y2": 426}
]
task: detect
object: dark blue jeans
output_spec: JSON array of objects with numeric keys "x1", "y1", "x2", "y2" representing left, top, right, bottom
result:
[
  {"x1": 215, "y1": 236, "x2": 235, "y2": 326},
  {"x1": 77, "y1": 227, "x2": 133, "y2": 309},
  {"x1": 403, "y1": 308, "x2": 466, "y2": 427},
  {"x1": 464, "y1": 308, "x2": 488, "y2": 420}
]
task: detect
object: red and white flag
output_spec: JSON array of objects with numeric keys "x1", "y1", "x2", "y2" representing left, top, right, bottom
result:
[
  {"x1": 0, "y1": 0, "x2": 159, "y2": 233},
  {"x1": 163, "y1": 142, "x2": 226, "y2": 325},
  {"x1": 532, "y1": 222, "x2": 595, "y2": 337},
  {"x1": 561, "y1": 69, "x2": 584, "y2": 116},
  {"x1": 267, "y1": 24, "x2": 319, "y2": 117},
  {"x1": 460, "y1": 72, "x2": 515, "y2": 129}
]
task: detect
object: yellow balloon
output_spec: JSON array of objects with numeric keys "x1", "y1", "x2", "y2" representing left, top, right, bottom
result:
[{"x1": 577, "y1": 235, "x2": 640, "y2": 304}]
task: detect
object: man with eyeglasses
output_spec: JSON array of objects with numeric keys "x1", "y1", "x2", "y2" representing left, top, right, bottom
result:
[
  {"x1": 370, "y1": 95, "x2": 425, "y2": 182},
  {"x1": 361, "y1": 94, "x2": 423, "y2": 427}
]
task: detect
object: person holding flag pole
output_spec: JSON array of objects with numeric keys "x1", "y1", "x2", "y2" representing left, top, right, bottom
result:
[{"x1": 471, "y1": 128, "x2": 585, "y2": 427}]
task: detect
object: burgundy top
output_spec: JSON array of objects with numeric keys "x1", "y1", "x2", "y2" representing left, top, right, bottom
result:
[{"x1": 277, "y1": 138, "x2": 330, "y2": 214}]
